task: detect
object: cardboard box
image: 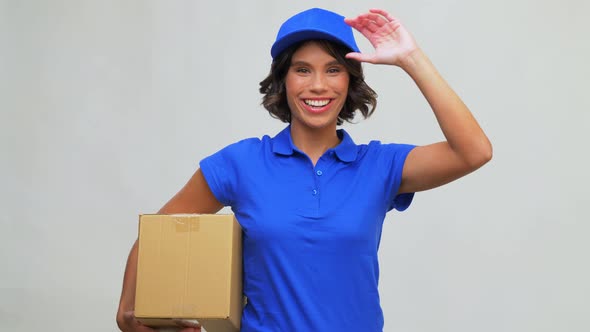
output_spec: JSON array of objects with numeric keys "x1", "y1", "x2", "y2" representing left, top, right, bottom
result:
[{"x1": 134, "y1": 214, "x2": 242, "y2": 332}]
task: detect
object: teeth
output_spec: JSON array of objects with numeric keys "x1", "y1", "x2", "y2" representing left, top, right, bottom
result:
[{"x1": 304, "y1": 99, "x2": 330, "y2": 107}]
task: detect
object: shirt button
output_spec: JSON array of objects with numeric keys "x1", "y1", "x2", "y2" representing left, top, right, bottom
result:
[
  {"x1": 312, "y1": 189, "x2": 318, "y2": 195},
  {"x1": 316, "y1": 170, "x2": 323, "y2": 176}
]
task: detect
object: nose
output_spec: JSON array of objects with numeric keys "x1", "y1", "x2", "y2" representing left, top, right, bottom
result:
[{"x1": 310, "y1": 72, "x2": 328, "y2": 93}]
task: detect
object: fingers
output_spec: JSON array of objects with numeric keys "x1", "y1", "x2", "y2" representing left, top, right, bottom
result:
[
  {"x1": 360, "y1": 13, "x2": 390, "y2": 28},
  {"x1": 367, "y1": 9, "x2": 402, "y2": 31},
  {"x1": 122, "y1": 311, "x2": 202, "y2": 332},
  {"x1": 345, "y1": 52, "x2": 377, "y2": 64},
  {"x1": 347, "y1": 9, "x2": 396, "y2": 26},
  {"x1": 344, "y1": 17, "x2": 373, "y2": 37},
  {"x1": 360, "y1": 17, "x2": 379, "y2": 34},
  {"x1": 345, "y1": 15, "x2": 379, "y2": 33},
  {"x1": 173, "y1": 319, "x2": 201, "y2": 329},
  {"x1": 345, "y1": 9, "x2": 401, "y2": 37},
  {"x1": 368, "y1": 8, "x2": 397, "y2": 22},
  {"x1": 122, "y1": 311, "x2": 159, "y2": 331}
]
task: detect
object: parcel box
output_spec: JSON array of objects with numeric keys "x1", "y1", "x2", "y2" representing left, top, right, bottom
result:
[{"x1": 135, "y1": 214, "x2": 242, "y2": 332}]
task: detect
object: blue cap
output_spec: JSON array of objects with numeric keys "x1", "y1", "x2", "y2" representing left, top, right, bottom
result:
[{"x1": 271, "y1": 8, "x2": 360, "y2": 59}]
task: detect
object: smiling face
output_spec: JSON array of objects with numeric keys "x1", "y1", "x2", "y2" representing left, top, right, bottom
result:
[{"x1": 285, "y1": 41, "x2": 350, "y2": 133}]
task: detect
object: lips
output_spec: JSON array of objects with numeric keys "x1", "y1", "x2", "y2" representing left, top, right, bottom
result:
[
  {"x1": 301, "y1": 98, "x2": 332, "y2": 113},
  {"x1": 304, "y1": 99, "x2": 330, "y2": 107}
]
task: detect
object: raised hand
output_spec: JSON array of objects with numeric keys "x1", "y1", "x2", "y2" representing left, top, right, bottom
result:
[{"x1": 344, "y1": 9, "x2": 418, "y2": 67}]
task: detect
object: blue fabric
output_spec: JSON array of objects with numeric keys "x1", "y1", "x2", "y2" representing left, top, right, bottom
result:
[
  {"x1": 200, "y1": 126, "x2": 416, "y2": 332},
  {"x1": 271, "y1": 8, "x2": 360, "y2": 59}
]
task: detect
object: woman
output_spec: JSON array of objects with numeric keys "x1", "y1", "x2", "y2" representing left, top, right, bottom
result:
[{"x1": 117, "y1": 7, "x2": 492, "y2": 332}]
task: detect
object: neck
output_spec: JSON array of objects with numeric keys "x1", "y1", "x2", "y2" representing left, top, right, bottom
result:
[{"x1": 290, "y1": 123, "x2": 340, "y2": 165}]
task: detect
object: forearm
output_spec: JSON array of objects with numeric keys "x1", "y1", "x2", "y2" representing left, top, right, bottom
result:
[
  {"x1": 115, "y1": 169, "x2": 221, "y2": 330},
  {"x1": 400, "y1": 49, "x2": 492, "y2": 166},
  {"x1": 116, "y1": 240, "x2": 139, "y2": 329}
]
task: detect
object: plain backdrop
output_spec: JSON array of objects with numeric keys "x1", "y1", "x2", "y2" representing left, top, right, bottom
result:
[{"x1": 1, "y1": 0, "x2": 589, "y2": 331}]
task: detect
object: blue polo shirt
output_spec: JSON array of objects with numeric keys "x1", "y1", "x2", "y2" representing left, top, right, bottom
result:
[{"x1": 200, "y1": 126, "x2": 415, "y2": 332}]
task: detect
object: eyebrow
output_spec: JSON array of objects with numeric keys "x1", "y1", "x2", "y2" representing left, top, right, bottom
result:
[{"x1": 290, "y1": 60, "x2": 342, "y2": 67}]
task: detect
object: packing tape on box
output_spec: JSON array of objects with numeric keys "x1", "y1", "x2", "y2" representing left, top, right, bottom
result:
[{"x1": 174, "y1": 216, "x2": 200, "y2": 232}]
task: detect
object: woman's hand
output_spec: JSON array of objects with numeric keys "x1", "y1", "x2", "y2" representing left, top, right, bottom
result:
[
  {"x1": 119, "y1": 311, "x2": 201, "y2": 332},
  {"x1": 344, "y1": 9, "x2": 418, "y2": 67},
  {"x1": 119, "y1": 311, "x2": 157, "y2": 332}
]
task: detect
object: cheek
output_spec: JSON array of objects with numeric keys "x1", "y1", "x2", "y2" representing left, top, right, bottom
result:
[
  {"x1": 331, "y1": 76, "x2": 349, "y2": 93},
  {"x1": 285, "y1": 75, "x2": 303, "y2": 92},
  {"x1": 284, "y1": 77, "x2": 292, "y2": 92}
]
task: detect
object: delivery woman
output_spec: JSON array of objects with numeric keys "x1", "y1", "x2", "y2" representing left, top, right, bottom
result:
[{"x1": 117, "y1": 7, "x2": 492, "y2": 332}]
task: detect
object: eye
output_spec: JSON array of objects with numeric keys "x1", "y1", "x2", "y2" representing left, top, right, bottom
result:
[
  {"x1": 327, "y1": 66, "x2": 342, "y2": 74},
  {"x1": 295, "y1": 67, "x2": 310, "y2": 74}
]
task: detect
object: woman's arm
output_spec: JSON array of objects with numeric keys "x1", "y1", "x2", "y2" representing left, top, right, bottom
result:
[
  {"x1": 345, "y1": 9, "x2": 492, "y2": 193},
  {"x1": 116, "y1": 169, "x2": 223, "y2": 332},
  {"x1": 397, "y1": 50, "x2": 492, "y2": 193}
]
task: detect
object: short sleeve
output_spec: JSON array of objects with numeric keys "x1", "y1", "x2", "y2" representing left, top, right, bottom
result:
[
  {"x1": 376, "y1": 143, "x2": 416, "y2": 212},
  {"x1": 199, "y1": 138, "x2": 260, "y2": 207}
]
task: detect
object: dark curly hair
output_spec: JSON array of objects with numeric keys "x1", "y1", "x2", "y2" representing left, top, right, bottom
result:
[{"x1": 259, "y1": 39, "x2": 377, "y2": 125}]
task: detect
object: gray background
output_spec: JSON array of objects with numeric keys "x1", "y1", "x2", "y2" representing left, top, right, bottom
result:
[{"x1": 1, "y1": 0, "x2": 589, "y2": 331}]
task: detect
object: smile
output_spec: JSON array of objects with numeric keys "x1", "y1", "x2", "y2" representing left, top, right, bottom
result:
[
  {"x1": 303, "y1": 99, "x2": 332, "y2": 110},
  {"x1": 304, "y1": 99, "x2": 331, "y2": 107}
]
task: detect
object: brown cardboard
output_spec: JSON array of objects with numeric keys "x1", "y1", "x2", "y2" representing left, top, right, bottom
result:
[{"x1": 134, "y1": 214, "x2": 242, "y2": 332}]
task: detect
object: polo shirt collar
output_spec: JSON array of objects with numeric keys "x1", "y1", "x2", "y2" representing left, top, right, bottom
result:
[
  {"x1": 333, "y1": 129, "x2": 358, "y2": 162},
  {"x1": 271, "y1": 126, "x2": 358, "y2": 162},
  {"x1": 271, "y1": 126, "x2": 295, "y2": 156}
]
